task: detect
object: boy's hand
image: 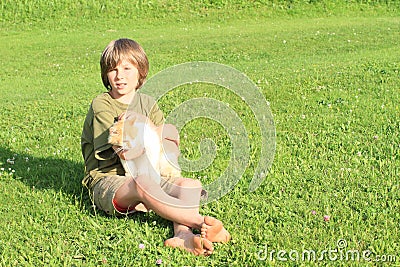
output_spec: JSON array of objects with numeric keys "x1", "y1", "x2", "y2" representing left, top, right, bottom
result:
[{"x1": 162, "y1": 124, "x2": 180, "y2": 147}]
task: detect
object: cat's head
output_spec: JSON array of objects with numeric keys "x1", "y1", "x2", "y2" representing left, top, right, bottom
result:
[
  {"x1": 108, "y1": 120, "x2": 124, "y2": 146},
  {"x1": 108, "y1": 117, "x2": 138, "y2": 147}
]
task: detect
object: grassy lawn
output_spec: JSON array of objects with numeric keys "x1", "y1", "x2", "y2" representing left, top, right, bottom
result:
[{"x1": 0, "y1": 1, "x2": 399, "y2": 266}]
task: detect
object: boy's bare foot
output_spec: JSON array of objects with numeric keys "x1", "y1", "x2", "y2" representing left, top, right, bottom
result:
[
  {"x1": 164, "y1": 231, "x2": 213, "y2": 256},
  {"x1": 201, "y1": 216, "x2": 231, "y2": 243}
]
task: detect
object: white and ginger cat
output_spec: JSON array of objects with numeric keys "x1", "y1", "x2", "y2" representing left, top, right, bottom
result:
[{"x1": 108, "y1": 112, "x2": 181, "y2": 183}]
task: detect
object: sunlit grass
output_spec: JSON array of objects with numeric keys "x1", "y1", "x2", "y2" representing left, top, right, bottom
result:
[{"x1": 0, "y1": 1, "x2": 399, "y2": 266}]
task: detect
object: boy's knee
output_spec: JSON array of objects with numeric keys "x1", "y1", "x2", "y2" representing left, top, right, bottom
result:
[{"x1": 134, "y1": 175, "x2": 157, "y2": 197}]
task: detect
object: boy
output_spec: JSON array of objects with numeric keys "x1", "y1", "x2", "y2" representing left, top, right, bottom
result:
[{"x1": 81, "y1": 38, "x2": 230, "y2": 256}]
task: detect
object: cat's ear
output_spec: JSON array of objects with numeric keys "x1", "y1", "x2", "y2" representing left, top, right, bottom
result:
[{"x1": 118, "y1": 112, "x2": 126, "y2": 121}]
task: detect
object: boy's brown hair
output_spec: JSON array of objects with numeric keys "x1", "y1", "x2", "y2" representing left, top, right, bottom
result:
[{"x1": 100, "y1": 38, "x2": 149, "y2": 90}]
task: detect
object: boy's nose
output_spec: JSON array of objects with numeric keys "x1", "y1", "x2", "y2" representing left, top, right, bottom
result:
[{"x1": 116, "y1": 71, "x2": 123, "y2": 79}]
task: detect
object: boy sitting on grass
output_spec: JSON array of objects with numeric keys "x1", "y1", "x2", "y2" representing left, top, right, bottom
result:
[{"x1": 81, "y1": 38, "x2": 230, "y2": 256}]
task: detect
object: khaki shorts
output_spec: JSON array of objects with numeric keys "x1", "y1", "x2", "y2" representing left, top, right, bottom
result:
[{"x1": 91, "y1": 175, "x2": 180, "y2": 216}]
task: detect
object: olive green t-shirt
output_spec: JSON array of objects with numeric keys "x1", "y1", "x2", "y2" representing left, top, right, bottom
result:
[{"x1": 81, "y1": 92, "x2": 164, "y2": 189}]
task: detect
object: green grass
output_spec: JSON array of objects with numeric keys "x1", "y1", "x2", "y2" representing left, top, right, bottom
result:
[{"x1": 1, "y1": 1, "x2": 399, "y2": 266}]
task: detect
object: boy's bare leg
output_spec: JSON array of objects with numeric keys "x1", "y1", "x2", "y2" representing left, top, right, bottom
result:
[
  {"x1": 115, "y1": 175, "x2": 229, "y2": 244},
  {"x1": 160, "y1": 128, "x2": 230, "y2": 243},
  {"x1": 114, "y1": 175, "x2": 204, "y2": 228},
  {"x1": 166, "y1": 177, "x2": 231, "y2": 244},
  {"x1": 164, "y1": 177, "x2": 203, "y2": 209},
  {"x1": 163, "y1": 177, "x2": 213, "y2": 255}
]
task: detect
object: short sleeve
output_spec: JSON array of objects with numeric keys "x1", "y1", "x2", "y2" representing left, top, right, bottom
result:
[
  {"x1": 149, "y1": 101, "x2": 164, "y2": 126},
  {"x1": 129, "y1": 92, "x2": 165, "y2": 126},
  {"x1": 93, "y1": 110, "x2": 116, "y2": 160}
]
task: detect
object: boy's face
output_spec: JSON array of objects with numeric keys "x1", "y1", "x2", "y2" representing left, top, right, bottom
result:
[{"x1": 107, "y1": 60, "x2": 139, "y2": 100}]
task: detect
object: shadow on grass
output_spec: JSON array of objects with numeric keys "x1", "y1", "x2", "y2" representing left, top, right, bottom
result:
[
  {"x1": 0, "y1": 146, "x2": 172, "y2": 230},
  {"x1": 0, "y1": 146, "x2": 91, "y2": 208}
]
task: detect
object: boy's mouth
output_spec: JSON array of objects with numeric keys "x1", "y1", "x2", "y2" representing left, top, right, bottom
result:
[{"x1": 116, "y1": 83, "x2": 127, "y2": 89}]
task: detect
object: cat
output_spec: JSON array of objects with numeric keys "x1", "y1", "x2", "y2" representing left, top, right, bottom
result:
[{"x1": 108, "y1": 112, "x2": 181, "y2": 184}]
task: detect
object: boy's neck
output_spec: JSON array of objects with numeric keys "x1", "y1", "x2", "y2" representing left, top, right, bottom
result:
[{"x1": 109, "y1": 90, "x2": 137, "y2": 105}]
